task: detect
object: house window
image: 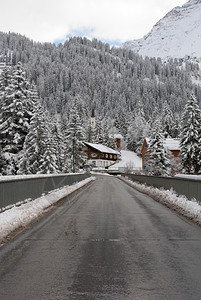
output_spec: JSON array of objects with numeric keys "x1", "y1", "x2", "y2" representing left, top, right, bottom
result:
[
  {"x1": 114, "y1": 155, "x2": 117, "y2": 159},
  {"x1": 105, "y1": 154, "x2": 108, "y2": 158},
  {"x1": 109, "y1": 154, "x2": 112, "y2": 159}
]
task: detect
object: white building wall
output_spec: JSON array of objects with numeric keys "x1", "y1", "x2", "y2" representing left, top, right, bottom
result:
[{"x1": 87, "y1": 159, "x2": 115, "y2": 168}]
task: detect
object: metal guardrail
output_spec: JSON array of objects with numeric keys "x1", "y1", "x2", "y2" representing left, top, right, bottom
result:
[
  {"x1": 0, "y1": 173, "x2": 91, "y2": 210},
  {"x1": 122, "y1": 174, "x2": 201, "y2": 203}
]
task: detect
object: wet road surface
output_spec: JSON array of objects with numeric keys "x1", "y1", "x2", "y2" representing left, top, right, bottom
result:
[{"x1": 1, "y1": 176, "x2": 201, "y2": 299}]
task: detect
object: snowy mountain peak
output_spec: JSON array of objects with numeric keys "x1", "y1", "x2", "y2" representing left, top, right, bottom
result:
[{"x1": 123, "y1": 0, "x2": 201, "y2": 60}]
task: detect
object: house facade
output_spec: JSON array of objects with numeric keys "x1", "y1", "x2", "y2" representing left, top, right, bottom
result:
[
  {"x1": 83, "y1": 142, "x2": 120, "y2": 168},
  {"x1": 141, "y1": 138, "x2": 181, "y2": 174}
]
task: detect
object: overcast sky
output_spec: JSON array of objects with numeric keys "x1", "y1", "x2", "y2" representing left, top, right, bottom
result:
[{"x1": 1, "y1": 0, "x2": 187, "y2": 45}]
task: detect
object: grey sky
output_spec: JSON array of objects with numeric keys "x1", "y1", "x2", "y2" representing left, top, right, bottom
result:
[{"x1": 1, "y1": 0, "x2": 187, "y2": 44}]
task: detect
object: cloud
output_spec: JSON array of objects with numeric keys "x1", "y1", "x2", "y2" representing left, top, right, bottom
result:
[{"x1": 0, "y1": 0, "x2": 187, "y2": 44}]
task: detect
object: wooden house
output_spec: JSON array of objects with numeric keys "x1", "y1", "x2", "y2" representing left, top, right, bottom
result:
[
  {"x1": 83, "y1": 142, "x2": 120, "y2": 168},
  {"x1": 141, "y1": 138, "x2": 181, "y2": 174}
]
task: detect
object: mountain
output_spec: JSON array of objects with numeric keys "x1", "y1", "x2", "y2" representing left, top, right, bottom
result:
[
  {"x1": 0, "y1": 32, "x2": 200, "y2": 121},
  {"x1": 123, "y1": 0, "x2": 201, "y2": 61}
]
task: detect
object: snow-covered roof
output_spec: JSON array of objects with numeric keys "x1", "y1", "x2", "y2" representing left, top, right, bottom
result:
[
  {"x1": 109, "y1": 134, "x2": 123, "y2": 139},
  {"x1": 163, "y1": 138, "x2": 180, "y2": 151},
  {"x1": 84, "y1": 142, "x2": 120, "y2": 155},
  {"x1": 109, "y1": 150, "x2": 142, "y2": 169},
  {"x1": 145, "y1": 138, "x2": 180, "y2": 151}
]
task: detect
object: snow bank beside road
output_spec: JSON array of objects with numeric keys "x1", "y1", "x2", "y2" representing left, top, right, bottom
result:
[
  {"x1": 0, "y1": 177, "x2": 96, "y2": 244},
  {"x1": 175, "y1": 174, "x2": 201, "y2": 180},
  {"x1": 121, "y1": 177, "x2": 201, "y2": 225}
]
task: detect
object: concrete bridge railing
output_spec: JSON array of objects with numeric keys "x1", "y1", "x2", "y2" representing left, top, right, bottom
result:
[
  {"x1": 122, "y1": 174, "x2": 201, "y2": 203},
  {"x1": 0, "y1": 173, "x2": 91, "y2": 211}
]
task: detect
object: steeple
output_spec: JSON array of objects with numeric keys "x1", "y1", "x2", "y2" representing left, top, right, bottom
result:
[{"x1": 91, "y1": 107, "x2": 95, "y2": 128}]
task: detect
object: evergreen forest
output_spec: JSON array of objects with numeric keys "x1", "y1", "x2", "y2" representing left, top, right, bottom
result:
[{"x1": 0, "y1": 31, "x2": 201, "y2": 175}]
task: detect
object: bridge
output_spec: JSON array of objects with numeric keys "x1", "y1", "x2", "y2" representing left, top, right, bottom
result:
[{"x1": 1, "y1": 175, "x2": 201, "y2": 299}]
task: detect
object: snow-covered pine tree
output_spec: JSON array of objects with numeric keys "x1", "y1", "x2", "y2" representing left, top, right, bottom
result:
[
  {"x1": 18, "y1": 103, "x2": 58, "y2": 174},
  {"x1": 180, "y1": 94, "x2": 201, "y2": 174},
  {"x1": 0, "y1": 144, "x2": 6, "y2": 175},
  {"x1": 39, "y1": 133, "x2": 58, "y2": 174},
  {"x1": 0, "y1": 62, "x2": 35, "y2": 174},
  {"x1": 146, "y1": 119, "x2": 170, "y2": 176},
  {"x1": 0, "y1": 66, "x2": 12, "y2": 173},
  {"x1": 18, "y1": 105, "x2": 44, "y2": 174},
  {"x1": 161, "y1": 101, "x2": 177, "y2": 138},
  {"x1": 0, "y1": 65, "x2": 11, "y2": 92},
  {"x1": 94, "y1": 117, "x2": 104, "y2": 144},
  {"x1": 114, "y1": 107, "x2": 128, "y2": 137},
  {"x1": 102, "y1": 122, "x2": 110, "y2": 146},
  {"x1": 101, "y1": 120, "x2": 116, "y2": 149},
  {"x1": 126, "y1": 115, "x2": 137, "y2": 152},
  {"x1": 127, "y1": 100, "x2": 149, "y2": 154},
  {"x1": 148, "y1": 106, "x2": 161, "y2": 135},
  {"x1": 63, "y1": 98, "x2": 86, "y2": 172},
  {"x1": 50, "y1": 121, "x2": 65, "y2": 172}
]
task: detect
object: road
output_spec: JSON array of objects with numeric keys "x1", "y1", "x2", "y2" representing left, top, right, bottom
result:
[{"x1": 1, "y1": 175, "x2": 201, "y2": 299}]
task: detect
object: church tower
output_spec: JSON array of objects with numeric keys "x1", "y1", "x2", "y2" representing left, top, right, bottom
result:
[{"x1": 91, "y1": 107, "x2": 95, "y2": 129}]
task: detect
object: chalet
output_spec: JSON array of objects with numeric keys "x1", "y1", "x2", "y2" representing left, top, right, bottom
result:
[
  {"x1": 141, "y1": 138, "x2": 181, "y2": 174},
  {"x1": 83, "y1": 142, "x2": 120, "y2": 168}
]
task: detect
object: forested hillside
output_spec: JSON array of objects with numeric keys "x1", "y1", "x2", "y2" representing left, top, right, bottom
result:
[
  {"x1": 0, "y1": 32, "x2": 201, "y2": 119},
  {"x1": 0, "y1": 31, "x2": 201, "y2": 175}
]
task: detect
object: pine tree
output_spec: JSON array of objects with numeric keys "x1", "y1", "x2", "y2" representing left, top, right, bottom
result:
[
  {"x1": 161, "y1": 101, "x2": 177, "y2": 138},
  {"x1": 180, "y1": 94, "x2": 201, "y2": 174},
  {"x1": 0, "y1": 66, "x2": 12, "y2": 173},
  {"x1": 18, "y1": 105, "x2": 45, "y2": 174},
  {"x1": 94, "y1": 117, "x2": 104, "y2": 144},
  {"x1": 18, "y1": 104, "x2": 57, "y2": 174},
  {"x1": 50, "y1": 121, "x2": 65, "y2": 172},
  {"x1": 0, "y1": 62, "x2": 35, "y2": 174},
  {"x1": 39, "y1": 134, "x2": 58, "y2": 174},
  {"x1": 63, "y1": 98, "x2": 86, "y2": 172},
  {"x1": 146, "y1": 119, "x2": 170, "y2": 176},
  {"x1": 114, "y1": 107, "x2": 128, "y2": 137},
  {"x1": 0, "y1": 144, "x2": 6, "y2": 175},
  {"x1": 127, "y1": 100, "x2": 149, "y2": 154}
]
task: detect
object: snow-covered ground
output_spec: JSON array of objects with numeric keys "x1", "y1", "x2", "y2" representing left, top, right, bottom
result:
[
  {"x1": 109, "y1": 150, "x2": 142, "y2": 171},
  {"x1": 0, "y1": 177, "x2": 96, "y2": 244},
  {"x1": 121, "y1": 176, "x2": 201, "y2": 225}
]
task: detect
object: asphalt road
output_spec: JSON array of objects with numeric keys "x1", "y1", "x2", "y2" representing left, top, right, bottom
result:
[{"x1": 1, "y1": 175, "x2": 201, "y2": 300}]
